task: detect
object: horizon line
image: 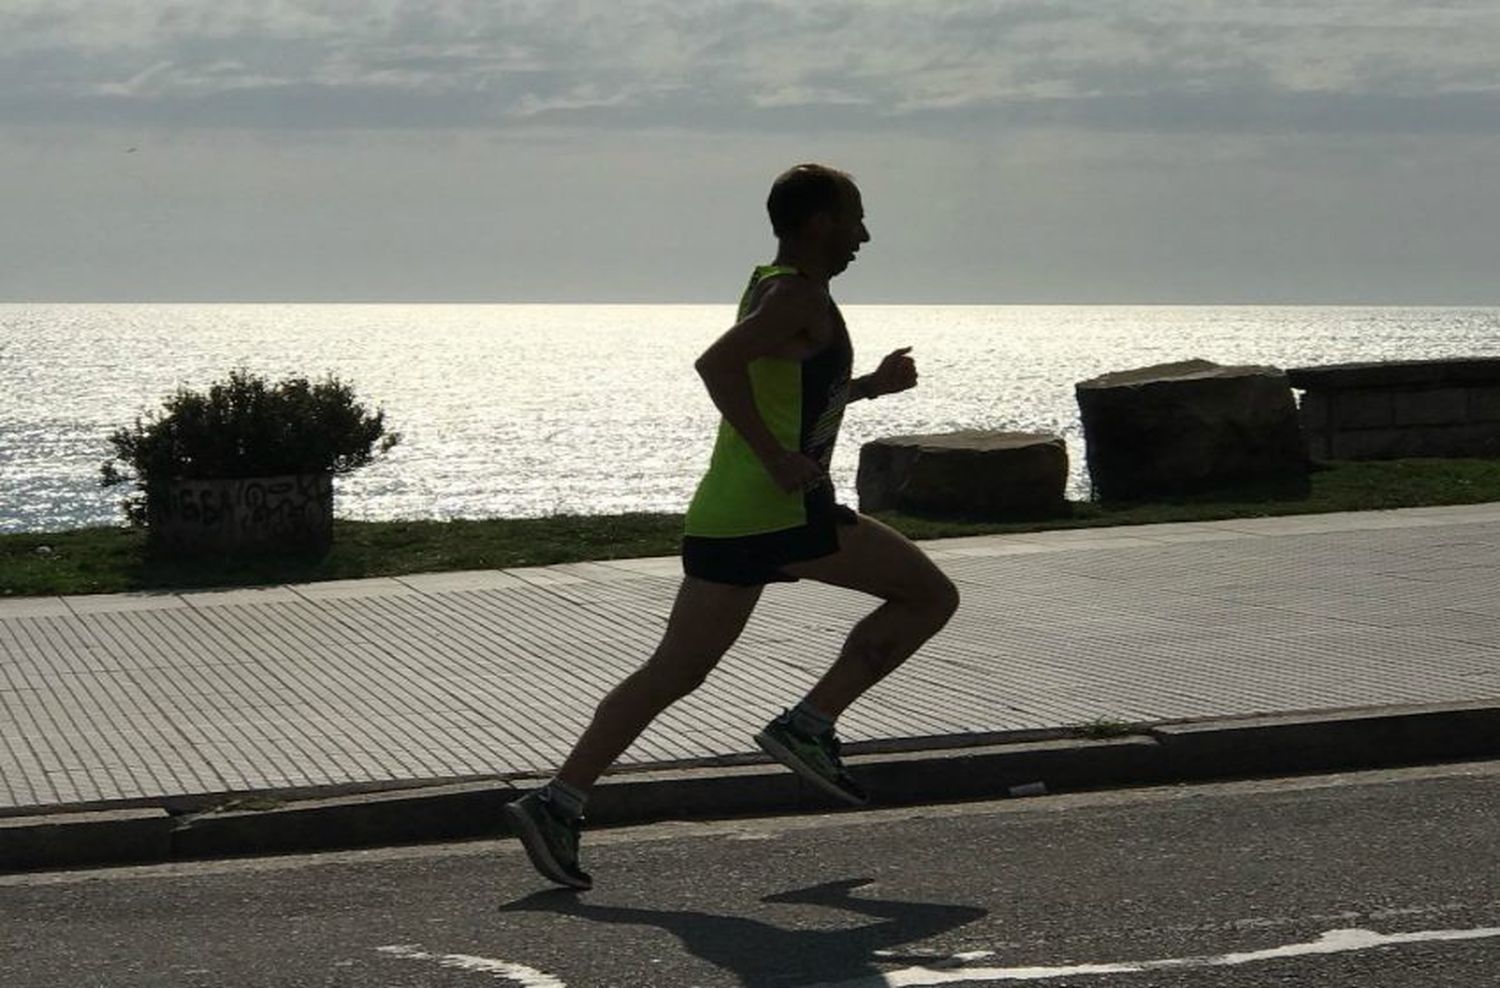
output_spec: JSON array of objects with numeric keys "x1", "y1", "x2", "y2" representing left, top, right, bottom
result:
[{"x1": 4, "y1": 298, "x2": 1499, "y2": 308}]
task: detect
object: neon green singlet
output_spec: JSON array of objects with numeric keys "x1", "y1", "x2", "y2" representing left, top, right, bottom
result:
[{"x1": 683, "y1": 265, "x2": 852, "y2": 538}]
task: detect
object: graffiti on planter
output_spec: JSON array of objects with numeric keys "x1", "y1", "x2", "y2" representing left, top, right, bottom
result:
[{"x1": 150, "y1": 473, "x2": 333, "y2": 554}]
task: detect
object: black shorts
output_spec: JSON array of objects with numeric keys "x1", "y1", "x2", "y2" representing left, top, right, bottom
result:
[{"x1": 681, "y1": 501, "x2": 860, "y2": 586}]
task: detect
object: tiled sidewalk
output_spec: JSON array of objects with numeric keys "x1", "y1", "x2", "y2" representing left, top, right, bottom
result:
[{"x1": 4, "y1": 503, "x2": 1500, "y2": 812}]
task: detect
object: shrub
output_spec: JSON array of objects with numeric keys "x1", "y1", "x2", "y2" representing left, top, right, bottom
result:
[{"x1": 100, "y1": 369, "x2": 401, "y2": 526}]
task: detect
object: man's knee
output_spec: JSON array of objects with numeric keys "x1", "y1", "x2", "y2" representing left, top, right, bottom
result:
[
  {"x1": 928, "y1": 575, "x2": 960, "y2": 625},
  {"x1": 885, "y1": 570, "x2": 958, "y2": 624},
  {"x1": 641, "y1": 647, "x2": 717, "y2": 701}
]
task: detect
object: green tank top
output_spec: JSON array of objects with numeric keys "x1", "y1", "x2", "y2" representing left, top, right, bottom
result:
[{"x1": 683, "y1": 265, "x2": 853, "y2": 537}]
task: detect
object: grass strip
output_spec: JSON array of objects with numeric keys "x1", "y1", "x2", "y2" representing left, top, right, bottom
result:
[{"x1": 4, "y1": 458, "x2": 1499, "y2": 598}]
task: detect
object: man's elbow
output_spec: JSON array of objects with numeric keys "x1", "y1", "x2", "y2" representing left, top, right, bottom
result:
[{"x1": 694, "y1": 349, "x2": 729, "y2": 380}]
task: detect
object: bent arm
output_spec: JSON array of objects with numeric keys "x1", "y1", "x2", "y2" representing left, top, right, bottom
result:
[
  {"x1": 694, "y1": 281, "x2": 820, "y2": 469},
  {"x1": 694, "y1": 364, "x2": 784, "y2": 466}
]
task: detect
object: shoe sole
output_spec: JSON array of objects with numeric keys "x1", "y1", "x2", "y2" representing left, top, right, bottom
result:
[
  {"x1": 754, "y1": 730, "x2": 869, "y2": 807},
  {"x1": 502, "y1": 801, "x2": 592, "y2": 890}
]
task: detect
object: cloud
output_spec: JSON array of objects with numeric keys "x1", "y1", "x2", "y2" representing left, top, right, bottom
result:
[{"x1": 1, "y1": 0, "x2": 1497, "y2": 133}]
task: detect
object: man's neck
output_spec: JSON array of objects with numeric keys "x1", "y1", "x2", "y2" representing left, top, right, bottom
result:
[{"x1": 772, "y1": 246, "x2": 831, "y2": 286}]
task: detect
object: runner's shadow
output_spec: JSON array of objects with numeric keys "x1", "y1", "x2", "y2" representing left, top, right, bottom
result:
[{"x1": 498, "y1": 877, "x2": 987, "y2": 987}]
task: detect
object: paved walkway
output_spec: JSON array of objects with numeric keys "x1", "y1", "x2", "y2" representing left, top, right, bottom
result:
[{"x1": 4, "y1": 503, "x2": 1500, "y2": 814}]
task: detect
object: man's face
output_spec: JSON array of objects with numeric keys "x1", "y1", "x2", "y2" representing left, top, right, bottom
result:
[{"x1": 827, "y1": 186, "x2": 870, "y2": 276}]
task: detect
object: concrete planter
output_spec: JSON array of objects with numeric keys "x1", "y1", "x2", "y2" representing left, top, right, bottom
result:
[{"x1": 147, "y1": 473, "x2": 334, "y2": 556}]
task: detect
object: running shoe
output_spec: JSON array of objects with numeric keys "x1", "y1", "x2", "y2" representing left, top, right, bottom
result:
[
  {"x1": 755, "y1": 712, "x2": 869, "y2": 807},
  {"x1": 503, "y1": 791, "x2": 593, "y2": 890}
]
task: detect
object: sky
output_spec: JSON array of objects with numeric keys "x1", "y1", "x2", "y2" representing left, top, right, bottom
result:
[{"x1": 2, "y1": 0, "x2": 1498, "y2": 303}]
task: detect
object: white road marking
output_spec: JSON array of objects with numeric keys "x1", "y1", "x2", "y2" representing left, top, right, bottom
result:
[
  {"x1": 377, "y1": 944, "x2": 567, "y2": 986},
  {"x1": 374, "y1": 924, "x2": 1500, "y2": 987},
  {"x1": 812, "y1": 926, "x2": 1500, "y2": 986}
]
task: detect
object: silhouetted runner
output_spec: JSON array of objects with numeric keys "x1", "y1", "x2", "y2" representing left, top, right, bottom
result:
[{"x1": 505, "y1": 164, "x2": 960, "y2": 889}]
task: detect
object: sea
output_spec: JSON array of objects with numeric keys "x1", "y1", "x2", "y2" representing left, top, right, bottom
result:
[{"x1": 4, "y1": 303, "x2": 1499, "y2": 535}]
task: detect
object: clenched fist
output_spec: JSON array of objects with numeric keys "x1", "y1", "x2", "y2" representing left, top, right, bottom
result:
[{"x1": 865, "y1": 346, "x2": 918, "y2": 398}]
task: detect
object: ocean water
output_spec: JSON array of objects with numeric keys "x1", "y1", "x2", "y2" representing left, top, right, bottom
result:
[{"x1": 3, "y1": 303, "x2": 1499, "y2": 535}]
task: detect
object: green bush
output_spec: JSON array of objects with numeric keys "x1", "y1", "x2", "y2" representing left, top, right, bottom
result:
[{"x1": 100, "y1": 369, "x2": 401, "y2": 526}]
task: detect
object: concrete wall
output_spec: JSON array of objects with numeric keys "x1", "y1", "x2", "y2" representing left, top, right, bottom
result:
[{"x1": 1288, "y1": 359, "x2": 1500, "y2": 461}]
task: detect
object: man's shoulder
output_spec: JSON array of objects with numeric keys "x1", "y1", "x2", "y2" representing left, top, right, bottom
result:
[{"x1": 754, "y1": 272, "x2": 829, "y2": 315}]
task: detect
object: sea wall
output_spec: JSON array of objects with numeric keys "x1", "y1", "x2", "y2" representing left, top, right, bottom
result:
[{"x1": 1287, "y1": 358, "x2": 1500, "y2": 460}]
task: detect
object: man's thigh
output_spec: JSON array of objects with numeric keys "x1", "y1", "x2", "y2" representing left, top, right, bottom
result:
[
  {"x1": 780, "y1": 513, "x2": 951, "y2": 602},
  {"x1": 655, "y1": 576, "x2": 765, "y2": 660}
]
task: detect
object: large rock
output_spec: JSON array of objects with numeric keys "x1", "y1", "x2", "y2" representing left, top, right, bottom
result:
[
  {"x1": 1075, "y1": 359, "x2": 1308, "y2": 500},
  {"x1": 857, "y1": 430, "x2": 1068, "y2": 518}
]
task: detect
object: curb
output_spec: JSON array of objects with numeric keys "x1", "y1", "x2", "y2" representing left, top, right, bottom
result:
[
  {"x1": 0, "y1": 808, "x2": 173, "y2": 872},
  {"x1": 3, "y1": 702, "x2": 1499, "y2": 873},
  {"x1": 1152, "y1": 700, "x2": 1500, "y2": 779}
]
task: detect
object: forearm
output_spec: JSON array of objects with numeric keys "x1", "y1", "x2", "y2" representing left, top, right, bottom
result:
[{"x1": 849, "y1": 374, "x2": 876, "y2": 401}]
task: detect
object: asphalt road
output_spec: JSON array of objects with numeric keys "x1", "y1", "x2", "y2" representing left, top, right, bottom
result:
[{"x1": 3, "y1": 761, "x2": 1499, "y2": 987}]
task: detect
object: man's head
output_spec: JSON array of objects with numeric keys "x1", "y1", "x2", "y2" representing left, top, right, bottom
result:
[{"x1": 766, "y1": 163, "x2": 870, "y2": 276}]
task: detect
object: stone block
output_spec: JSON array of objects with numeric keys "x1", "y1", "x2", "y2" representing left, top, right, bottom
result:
[
  {"x1": 1470, "y1": 386, "x2": 1500, "y2": 423},
  {"x1": 1075, "y1": 359, "x2": 1309, "y2": 501},
  {"x1": 1329, "y1": 423, "x2": 1500, "y2": 460},
  {"x1": 1287, "y1": 358, "x2": 1500, "y2": 391},
  {"x1": 1393, "y1": 388, "x2": 1469, "y2": 427},
  {"x1": 1296, "y1": 392, "x2": 1332, "y2": 459},
  {"x1": 1297, "y1": 391, "x2": 1331, "y2": 431},
  {"x1": 1329, "y1": 429, "x2": 1422, "y2": 460},
  {"x1": 1302, "y1": 431, "x2": 1332, "y2": 460},
  {"x1": 857, "y1": 431, "x2": 1068, "y2": 518},
  {"x1": 1417, "y1": 423, "x2": 1500, "y2": 458},
  {"x1": 1332, "y1": 390, "x2": 1394, "y2": 429}
]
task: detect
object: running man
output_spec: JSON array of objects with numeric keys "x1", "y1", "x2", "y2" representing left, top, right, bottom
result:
[{"x1": 505, "y1": 164, "x2": 960, "y2": 889}]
